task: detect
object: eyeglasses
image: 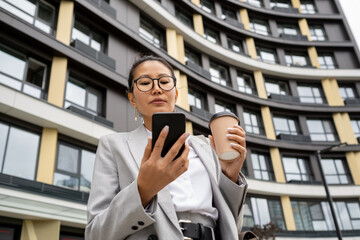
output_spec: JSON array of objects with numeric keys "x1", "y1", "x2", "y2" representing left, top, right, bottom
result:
[{"x1": 133, "y1": 76, "x2": 176, "y2": 92}]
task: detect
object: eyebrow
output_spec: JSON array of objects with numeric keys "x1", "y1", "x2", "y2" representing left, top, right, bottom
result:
[{"x1": 135, "y1": 73, "x2": 172, "y2": 79}]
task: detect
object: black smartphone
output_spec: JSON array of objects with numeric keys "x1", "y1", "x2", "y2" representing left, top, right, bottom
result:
[{"x1": 152, "y1": 112, "x2": 186, "y2": 158}]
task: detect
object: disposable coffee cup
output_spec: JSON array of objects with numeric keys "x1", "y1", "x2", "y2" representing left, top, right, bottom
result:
[{"x1": 209, "y1": 111, "x2": 240, "y2": 161}]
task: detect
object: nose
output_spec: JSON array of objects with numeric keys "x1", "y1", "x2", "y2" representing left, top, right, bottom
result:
[{"x1": 151, "y1": 79, "x2": 162, "y2": 94}]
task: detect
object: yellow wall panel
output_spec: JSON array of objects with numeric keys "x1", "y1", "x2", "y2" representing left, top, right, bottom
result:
[
  {"x1": 254, "y1": 70, "x2": 267, "y2": 99},
  {"x1": 298, "y1": 18, "x2": 311, "y2": 41},
  {"x1": 308, "y1": 46, "x2": 320, "y2": 68},
  {"x1": 281, "y1": 196, "x2": 296, "y2": 230},
  {"x1": 36, "y1": 128, "x2": 58, "y2": 184},
  {"x1": 21, "y1": 220, "x2": 60, "y2": 240},
  {"x1": 166, "y1": 29, "x2": 178, "y2": 59},
  {"x1": 332, "y1": 113, "x2": 357, "y2": 144},
  {"x1": 175, "y1": 71, "x2": 190, "y2": 111},
  {"x1": 239, "y1": 9, "x2": 250, "y2": 31},
  {"x1": 291, "y1": 0, "x2": 301, "y2": 10},
  {"x1": 186, "y1": 120, "x2": 193, "y2": 135},
  {"x1": 321, "y1": 78, "x2": 344, "y2": 106},
  {"x1": 346, "y1": 152, "x2": 360, "y2": 185},
  {"x1": 56, "y1": 0, "x2": 74, "y2": 45},
  {"x1": 246, "y1": 38, "x2": 257, "y2": 59},
  {"x1": 193, "y1": 14, "x2": 204, "y2": 35},
  {"x1": 270, "y1": 147, "x2": 286, "y2": 183},
  {"x1": 261, "y1": 106, "x2": 276, "y2": 140},
  {"x1": 191, "y1": 0, "x2": 200, "y2": 6},
  {"x1": 48, "y1": 56, "x2": 68, "y2": 107},
  {"x1": 176, "y1": 34, "x2": 185, "y2": 64}
]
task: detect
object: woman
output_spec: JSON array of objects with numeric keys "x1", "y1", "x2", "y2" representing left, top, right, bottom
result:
[{"x1": 85, "y1": 56, "x2": 248, "y2": 240}]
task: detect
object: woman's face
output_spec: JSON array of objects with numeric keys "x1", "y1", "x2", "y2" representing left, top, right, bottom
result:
[{"x1": 128, "y1": 60, "x2": 178, "y2": 121}]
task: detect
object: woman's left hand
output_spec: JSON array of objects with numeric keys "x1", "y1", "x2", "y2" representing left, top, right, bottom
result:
[{"x1": 209, "y1": 125, "x2": 246, "y2": 183}]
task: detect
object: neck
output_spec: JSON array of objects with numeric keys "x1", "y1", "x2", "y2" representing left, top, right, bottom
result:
[{"x1": 143, "y1": 116, "x2": 152, "y2": 132}]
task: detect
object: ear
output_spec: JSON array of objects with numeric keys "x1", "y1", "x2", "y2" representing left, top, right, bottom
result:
[{"x1": 128, "y1": 92, "x2": 137, "y2": 108}]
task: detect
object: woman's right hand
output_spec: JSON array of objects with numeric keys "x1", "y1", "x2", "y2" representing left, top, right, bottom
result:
[{"x1": 137, "y1": 126, "x2": 190, "y2": 207}]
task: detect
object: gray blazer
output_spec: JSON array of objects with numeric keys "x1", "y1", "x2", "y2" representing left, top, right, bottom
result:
[{"x1": 85, "y1": 125, "x2": 248, "y2": 240}]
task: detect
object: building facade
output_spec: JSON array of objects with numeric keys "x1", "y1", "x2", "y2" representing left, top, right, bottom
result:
[{"x1": 0, "y1": 0, "x2": 360, "y2": 239}]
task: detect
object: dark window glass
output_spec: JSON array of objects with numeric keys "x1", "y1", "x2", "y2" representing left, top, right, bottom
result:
[
  {"x1": 0, "y1": 121, "x2": 40, "y2": 180},
  {"x1": 270, "y1": 0, "x2": 291, "y2": 8},
  {"x1": 1, "y1": 0, "x2": 56, "y2": 34},
  {"x1": 257, "y1": 48, "x2": 277, "y2": 64},
  {"x1": 209, "y1": 61, "x2": 230, "y2": 87},
  {"x1": 237, "y1": 72, "x2": 255, "y2": 94},
  {"x1": 351, "y1": 119, "x2": 360, "y2": 138},
  {"x1": 306, "y1": 119, "x2": 336, "y2": 141},
  {"x1": 185, "y1": 46, "x2": 201, "y2": 66},
  {"x1": 65, "y1": 76, "x2": 103, "y2": 116},
  {"x1": 214, "y1": 100, "x2": 235, "y2": 114},
  {"x1": 72, "y1": 20, "x2": 105, "y2": 52},
  {"x1": 265, "y1": 79, "x2": 289, "y2": 95},
  {"x1": 318, "y1": 54, "x2": 336, "y2": 69},
  {"x1": 321, "y1": 158, "x2": 352, "y2": 185},
  {"x1": 285, "y1": 53, "x2": 308, "y2": 67},
  {"x1": 249, "y1": 19, "x2": 270, "y2": 36},
  {"x1": 300, "y1": 0, "x2": 317, "y2": 14},
  {"x1": 228, "y1": 37, "x2": 243, "y2": 54},
  {"x1": 245, "y1": 0, "x2": 263, "y2": 7},
  {"x1": 335, "y1": 201, "x2": 360, "y2": 230},
  {"x1": 251, "y1": 152, "x2": 274, "y2": 181},
  {"x1": 221, "y1": 6, "x2": 236, "y2": 20},
  {"x1": 200, "y1": 0, "x2": 215, "y2": 14},
  {"x1": 175, "y1": 7, "x2": 193, "y2": 28},
  {"x1": 54, "y1": 142, "x2": 95, "y2": 192},
  {"x1": 278, "y1": 24, "x2": 299, "y2": 36},
  {"x1": 243, "y1": 110, "x2": 264, "y2": 135},
  {"x1": 139, "y1": 16, "x2": 164, "y2": 49},
  {"x1": 0, "y1": 44, "x2": 47, "y2": 99},
  {"x1": 245, "y1": 197, "x2": 286, "y2": 229},
  {"x1": 297, "y1": 84, "x2": 325, "y2": 104},
  {"x1": 309, "y1": 25, "x2": 326, "y2": 41},
  {"x1": 282, "y1": 156, "x2": 313, "y2": 182},
  {"x1": 188, "y1": 88, "x2": 206, "y2": 110},
  {"x1": 204, "y1": 26, "x2": 220, "y2": 44},
  {"x1": 273, "y1": 116, "x2": 299, "y2": 135},
  {"x1": 339, "y1": 85, "x2": 356, "y2": 100}
]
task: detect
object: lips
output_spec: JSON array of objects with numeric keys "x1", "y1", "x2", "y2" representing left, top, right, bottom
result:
[{"x1": 150, "y1": 98, "x2": 166, "y2": 104}]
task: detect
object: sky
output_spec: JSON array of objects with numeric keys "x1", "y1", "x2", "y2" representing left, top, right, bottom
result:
[{"x1": 338, "y1": 0, "x2": 360, "y2": 51}]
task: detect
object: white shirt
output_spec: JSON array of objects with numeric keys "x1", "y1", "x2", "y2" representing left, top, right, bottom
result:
[{"x1": 146, "y1": 129, "x2": 219, "y2": 221}]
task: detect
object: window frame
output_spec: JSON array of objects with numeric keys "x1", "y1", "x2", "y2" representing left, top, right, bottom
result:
[
  {"x1": 318, "y1": 53, "x2": 337, "y2": 69},
  {"x1": 320, "y1": 158, "x2": 353, "y2": 185},
  {"x1": 306, "y1": 119, "x2": 337, "y2": 142},
  {"x1": 243, "y1": 109, "x2": 265, "y2": 135},
  {"x1": 175, "y1": 6, "x2": 193, "y2": 29},
  {"x1": 188, "y1": 86, "x2": 207, "y2": 111},
  {"x1": 203, "y1": 26, "x2": 220, "y2": 44},
  {"x1": 257, "y1": 48, "x2": 278, "y2": 64},
  {"x1": 139, "y1": 15, "x2": 165, "y2": 49},
  {"x1": 251, "y1": 152, "x2": 275, "y2": 181},
  {"x1": 214, "y1": 99, "x2": 236, "y2": 114},
  {"x1": 300, "y1": 0, "x2": 317, "y2": 14},
  {"x1": 296, "y1": 84, "x2": 326, "y2": 104},
  {"x1": 339, "y1": 84, "x2": 357, "y2": 100},
  {"x1": 199, "y1": 0, "x2": 215, "y2": 14},
  {"x1": 236, "y1": 71, "x2": 256, "y2": 94},
  {"x1": 284, "y1": 52, "x2": 309, "y2": 67},
  {"x1": 270, "y1": 0, "x2": 291, "y2": 9},
  {"x1": 282, "y1": 156, "x2": 314, "y2": 183},
  {"x1": 264, "y1": 78, "x2": 290, "y2": 96},
  {"x1": 273, "y1": 115, "x2": 299, "y2": 136},
  {"x1": 209, "y1": 61, "x2": 231, "y2": 87},
  {"x1": 249, "y1": 19, "x2": 270, "y2": 36},
  {"x1": 309, "y1": 25, "x2": 327, "y2": 41}
]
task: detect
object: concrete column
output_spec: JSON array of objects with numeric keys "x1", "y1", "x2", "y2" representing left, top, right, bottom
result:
[
  {"x1": 56, "y1": 0, "x2": 74, "y2": 45},
  {"x1": 36, "y1": 128, "x2": 58, "y2": 184},
  {"x1": 281, "y1": 196, "x2": 296, "y2": 230},
  {"x1": 21, "y1": 220, "x2": 60, "y2": 240}
]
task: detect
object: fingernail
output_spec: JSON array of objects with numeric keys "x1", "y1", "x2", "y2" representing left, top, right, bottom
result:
[
  {"x1": 228, "y1": 128, "x2": 234, "y2": 131},
  {"x1": 163, "y1": 125, "x2": 169, "y2": 133},
  {"x1": 184, "y1": 132, "x2": 190, "y2": 138},
  {"x1": 230, "y1": 143, "x2": 237, "y2": 146},
  {"x1": 226, "y1": 134, "x2": 232, "y2": 138}
]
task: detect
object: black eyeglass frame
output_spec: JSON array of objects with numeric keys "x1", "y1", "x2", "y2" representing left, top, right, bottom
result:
[{"x1": 132, "y1": 75, "x2": 176, "y2": 92}]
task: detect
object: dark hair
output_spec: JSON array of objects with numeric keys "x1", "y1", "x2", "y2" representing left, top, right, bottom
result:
[{"x1": 127, "y1": 55, "x2": 176, "y2": 92}]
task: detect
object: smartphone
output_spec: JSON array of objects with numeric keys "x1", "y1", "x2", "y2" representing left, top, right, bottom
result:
[{"x1": 152, "y1": 112, "x2": 186, "y2": 158}]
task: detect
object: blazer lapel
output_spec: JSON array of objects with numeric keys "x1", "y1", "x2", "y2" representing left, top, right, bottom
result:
[{"x1": 127, "y1": 125, "x2": 181, "y2": 233}]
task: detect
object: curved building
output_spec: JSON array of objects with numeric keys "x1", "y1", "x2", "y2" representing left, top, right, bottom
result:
[{"x1": 0, "y1": 0, "x2": 360, "y2": 239}]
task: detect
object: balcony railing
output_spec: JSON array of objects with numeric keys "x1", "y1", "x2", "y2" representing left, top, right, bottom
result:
[{"x1": 186, "y1": 60, "x2": 211, "y2": 80}]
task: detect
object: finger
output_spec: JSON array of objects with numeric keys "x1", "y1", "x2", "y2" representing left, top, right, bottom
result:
[
  {"x1": 172, "y1": 143, "x2": 190, "y2": 173},
  {"x1": 141, "y1": 137, "x2": 152, "y2": 164},
  {"x1": 152, "y1": 125, "x2": 169, "y2": 157},
  {"x1": 226, "y1": 134, "x2": 246, "y2": 148},
  {"x1": 164, "y1": 132, "x2": 190, "y2": 162},
  {"x1": 208, "y1": 135, "x2": 216, "y2": 151},
  {"x1": 228, "y1": 126, "x2": 246, "y2": 137},
  {"x1": 230, "y1": 143, "x2": 247, "y2": 159}
]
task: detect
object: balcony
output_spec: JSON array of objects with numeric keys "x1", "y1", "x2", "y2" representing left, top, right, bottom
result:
[
  {"x1": 186, "y1": 60, "x2": 211, "y2": 80},
  {"x1": 271, "y1": 6, "x2": 299, "y2": 13},
  {"x1": 277, "y1": 133, "x2": 312, "y2": 143},
  {"x1": 87, "y1": 0, "x2": 116, "y2": 18},
  {"x1": 223, "y1": 17, "x2": 244, "y2": 29},
  {"x1": 268, "y1": 93, "x2": 300, "y2": 103},
  {"x1": 344, "y1": 98, "x2": 360, "y2": 105},
  {"x1": 280, "y1": 33, "x2": 308, "y2": 41},
  {"x1": 66, "y1": 105, "x2": 114, "y2": 128},
  {"x1": 190, "y1": 106, "x2": 212, "y2": 120}
]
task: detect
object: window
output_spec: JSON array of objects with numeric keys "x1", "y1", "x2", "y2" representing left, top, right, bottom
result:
[
  {"x1": 214, "y1": 100, "x2": 235, "y2": 114},
  {"x1": 175, "y1": 7, "x2": 193, "y2": 28},
  {"x1": 245, "y1": 0, "x2": 262, "y2": 7},
  {"x1": 351, "y1": 119, "x2": 360, "y2": 138},
  {"x1": 209, "y1": 61, "x2": 230, "y2": 87},
  {"x1": 265, "y1": 79, "x2": 289, "y2": 95},
  {"x1": 270, "y1": 0, "x2": 290, "y2": 9},
  {"x1": 300, "y1": 0, "x2": 317, "y2": 14},
  {"x1": 297, "y1": 84, "x2": 325, "y2": 104},
  {"x1": 278, "y1": 24, "x2": 299, "y2": 36},
  {"x1": 53, "y1": 142, "x2": 95, "y2": 192},
  {"x1": 257, "y1": 48, "x2": 277, "y2": 64},
  {"x1": 221, "y1": 6, "x2": 237, "y2": 20},
  {"x1": 199, "y1": 0, "x2": 214, "y2": 14},
  {"x1": 188, "y1": 88, "x2": 206, "y2": 110},
  {"x1": 249, "y1": 19, "x2": 270, "y2": 36},
  {"x1": 204, "y1": 26, "x2": 220, "y2": 44},
  {"x1": 0, "y1": 44, "x2": 47, "y2": 99},
  {"x1": 139, "y1": 17, "x2": 164, "y2": 49},
  {"x1": 237, "y1": 72, "x2": 255, "y2": 94},
  {"x1": 227, "y1": 37, "x2": 244, "y2": 54},
  {"x1": 292, "y1": 200, "x2": 360, "y2": 230},
  {"x1": 321, "y1": 158, "x2": 352, "y2": 185},
  {"x1": 1, "y1": 0, "x2": 56, "y2": 34},
  {"x1": 251, "y1": 152, "x2": 274, "y2": 181},
  {"x1": 273, "y1": 116, "x2": 298, "y2": 135},
  {"x1": 184, "y1": 46, "x2": 201, "y2": 66},
  {"x1": 306, "y1": 119, "x2": 336, "y2": 141},
  {"x1": 309, "y1": 25, "x2": 326, "y2": 41},
  {"x1": 72, "y1": 20, "x2": 105, "y2": 52},
  {"x1": 0, "y1": 120, "x2": 40, "y2": 180},
  {"x1": 244, "y1": 197, "x2": 286, "y2": 229},
  {"x1": 282, "y1": 156, "x2": 313, "y2": 182},
  {"x1": 285, "y1": 53, "x2": 308, "y2": 67},
  {"x1": 65, "y1": 76, "x2": 103, "y2": 116},
  {"x1": 243, "y1": 110, "x2": 264, "y2": 135},
  {"x1": 339, "y1": 85, "x2": 356, "y2": 100},
  {"x1": 318, "y1": 54, "x2": 336, "y2": 69}
]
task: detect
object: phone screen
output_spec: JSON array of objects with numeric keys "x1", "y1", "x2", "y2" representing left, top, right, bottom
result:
[{"x1": 152, "y1": 112, "x2": 186, "y2": 158}]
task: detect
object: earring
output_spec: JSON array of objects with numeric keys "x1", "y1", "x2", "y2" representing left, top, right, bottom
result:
[{"x1": 134, "y1": 109, "x2": 138, "y2": 121}]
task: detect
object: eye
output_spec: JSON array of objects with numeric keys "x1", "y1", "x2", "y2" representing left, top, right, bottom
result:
[
  {"x1": 138, "y1": 78, "x2": 151, "y2": 85},
  {"x1": 160, "y1": 77, "x2": 171, "y2": 84}
]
